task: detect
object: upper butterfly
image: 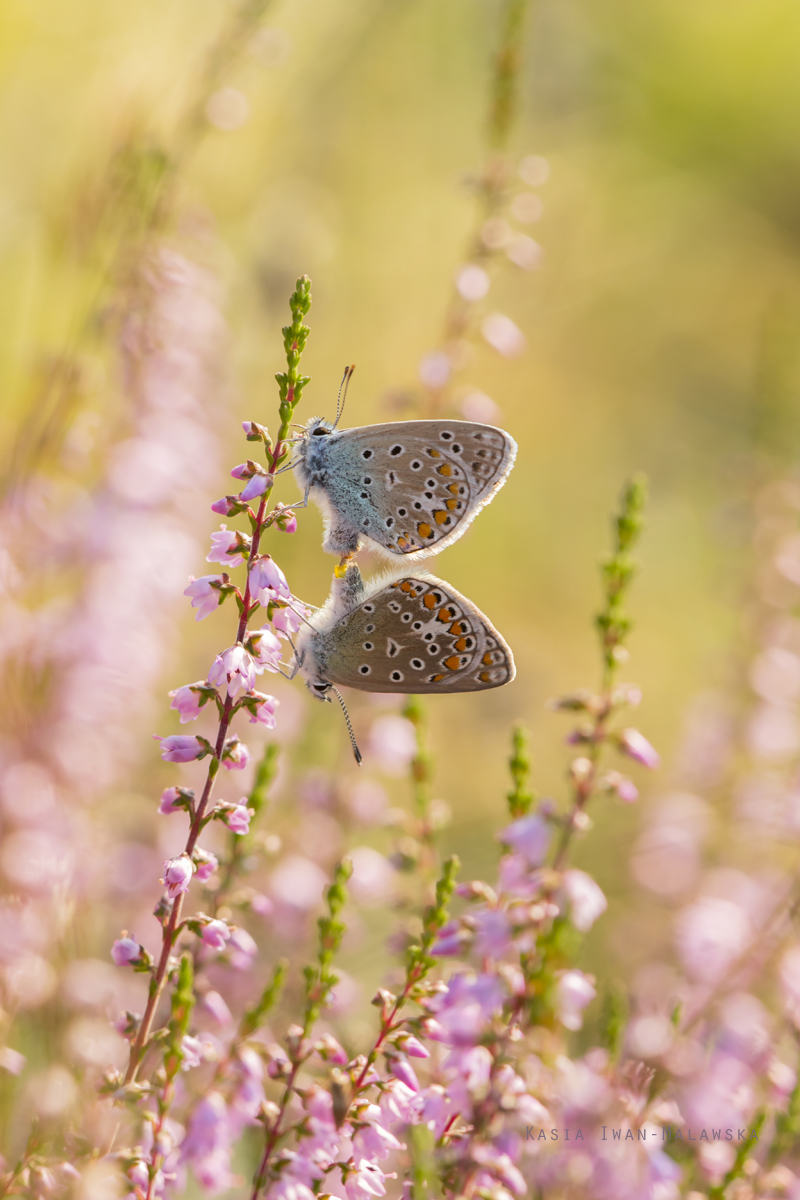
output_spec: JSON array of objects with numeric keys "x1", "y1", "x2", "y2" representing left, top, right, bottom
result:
[{"x1": 293, "y1": 417, "x2": 517, "y2": 560}]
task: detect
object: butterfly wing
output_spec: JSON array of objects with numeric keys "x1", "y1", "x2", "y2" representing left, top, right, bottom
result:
[
  {"x1": 320, "y1": 421, "x2": 516, "y2": 559},
  {"x1": 317, "y1": 574, "x2": 515, "y2": 693}
]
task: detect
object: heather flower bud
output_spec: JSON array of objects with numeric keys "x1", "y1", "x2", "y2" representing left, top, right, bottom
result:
[
  {"x1": 158, "y1": 786, "x2": 191, "y2": 815},
  {"x1": 221, "y1": 736, "x2": 250, "y2": 771},
  {"x1": 211, "y1": 494, "x2": 245, "y2": 516},
  {"x1": 193, "y1": 848, "x2": 218, "y2": 883},
  {"x1": 155, "y1": 734, "x2": 208, "y2": 763},
  {"x1": 568, "y1": 756, "x2": 593, "y2": 782},
  {"x1": 114, "y1": 1011, "x2": 140, "y2": 1040},
  {"x1": 316, "y1": 1033, "x2": 348, "y2": 1063},
  {"x1": 562, "y1": 869, "x2": 608, "y2": 932},
  {"x1": 128, "y1": 1162, "x2": 149, "y2": 1190},
  {"x1": 231, "y1": 459, "x2": 263, "y2": 481},
  {"x1": 498, "y1": 814, "x2": 551, "y2": 865},
  {"x1": 180, "y1": 1035, "x2": 205, "y2": 1070},
  {"x1": 616, "y1": 727, "x2": 661, "y2": 769},
  {"x1": 201, "y1": 919, "x2": 232, "y2": 952},
  {"x1": 601, "y1": 770, "x2": 639, "y2": 803},
  {"x1": 206, "y1": 524, "x2": 251, "y2": 566},
  {"x1": 162, "y1": 854, "x2": 193, "y2": 899},
  {"x1": 242, "y1": 473, "x2": 271, "y2": 501},
  {"x1": 111, "y1": 934, "x2": 144, "y2": 967},
  {"x1": 249, "y1": 555, "x2": 291, "y2": 604},
  {"x1": 556, "y1": 969, "x2": 596, "y2": 1030},
  {"x1": 242, "y1": 420, "x2": 271, "y2": 446},
  {"x1": 184, "y1": 574, "x2": 228, "y2": 620},
  {"x1": 274, "y1": 508, "x2": 298, "y2": 534}
]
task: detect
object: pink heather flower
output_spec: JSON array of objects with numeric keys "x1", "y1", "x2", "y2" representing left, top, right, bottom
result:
[
  {"x1": 159, "y1": 786, "x2": 182, "y2": 815},
  {"x1": 249, "y1": 555, "x2": 291, "y2": 605},
  {"x1": 563, "y1": 869, "x2": 608, "y2": 932},
  {"x1": 618, "y1": 727, "x2": 661, "y2": 769},
  {"x1": 184, "y1": 575, "x2": 225, "y2": 621},
  {"x1": 111, "y1": 935, "x2": 141, "y2": 967},
  {"x1": 156, "y1": 734, "x2": 205, "y2": 763},
  {"x1": 231, "y1": 461, "x2": 255, "y2": 479},
  {"x1": 202, "y1": 919, "x2": 232, "y2": 952},
  {"x1": 208, "y1": 645, "x2": 256, "y2": 699},
  {"x1": 780, "y1": 945, "x2": 800, "y2": 1026},
  {"x1": 169, "y1": 682, "x2": 208, "y2": 724},
  {"x1": 605, "y1": 770, "x2": 639, "y2": 803},
  {"x1": 272, "y1": 604, "x2": 307, "y2": 639},
  {"x1": 128, "y1": 1162, "x2": 149, "y2": 1189},
  {"x1": 247, "y1": 691, "x2": 280, "y2": 728},
  {"x1": 222, "y1": 803, "x2": 252, "y2": 835},
  {"x1": 431, "y1": 921, "x2": 464, "y2": 957},
  {"x1": 222, "y1": 738, "x2": 250, "y2": 771},
  {"x1": 676, "y1": 895, "x2": 751, "y2": 982},
  {"x1": 498, "y1": 813, "x2": 551, "y2": 865},
  {"x1": 194, "y1": 849, "x2": 218, "y2": 883},
  {"x1": 207, "y1": 524, "x2": 250, "y2": 566},
  {"x1": 251, "y1": 627, "x2": 283, "y2": 672},
  {"x1": 345, "y1": 1160, "x2": 388, "y2": 1200},
  {"x1": 428, "y1": 973, "x2": 505, "y2": 1046},
  {"x1": 556, "y1": 969, "x2": 596, "y2": 1030},
  {"x1": 180, "y1": 1092, "x2": 233, "y2": 1191},
  {"x1": 203, "y1": 990, "x2": 233, "y2": 1026},
  {"x1": 390, "y1": 1056, "x2": 420, "y2": 1093},
  {"x1": 163, "y1": 855, "x2": 193, "y2": 899},
  {"x1": 353, "y1": 1115, "x2": 403, "y2": 1161}
]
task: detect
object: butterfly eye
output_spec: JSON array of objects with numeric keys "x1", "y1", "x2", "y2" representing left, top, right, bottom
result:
[{"x1": 312, "y1": 426, "x2": 329, "y2": 436}]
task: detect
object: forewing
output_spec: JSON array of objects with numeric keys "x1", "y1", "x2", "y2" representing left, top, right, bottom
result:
[
  {"x1": 322, "y1": 575, "x2": 515, "y2": 693},
  {"x1": 324, "y1": 421, "x2": 516, "y2": 557}
]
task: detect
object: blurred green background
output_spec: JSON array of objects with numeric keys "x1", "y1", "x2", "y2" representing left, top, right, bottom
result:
[{"x1": 2, "y1": 0, "x2": 800, "y2": 1041}]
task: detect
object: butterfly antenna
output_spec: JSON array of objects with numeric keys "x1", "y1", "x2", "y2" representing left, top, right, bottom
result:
[
  {"x1": 332, "y1": 364, "x2": 355, "y2": 432},
  {"x1": 330, "y1": 685, "x2": 363, "y2": 765}
]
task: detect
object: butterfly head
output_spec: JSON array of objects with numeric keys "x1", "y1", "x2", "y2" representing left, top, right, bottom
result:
[{"x1": 307, "y1": 417, "x2": 335, "y2": 438}]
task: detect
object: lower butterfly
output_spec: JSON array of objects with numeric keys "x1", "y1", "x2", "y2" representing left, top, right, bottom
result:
[{"x1": 294, "y1": 563, "x2": 515, "y2": 699}]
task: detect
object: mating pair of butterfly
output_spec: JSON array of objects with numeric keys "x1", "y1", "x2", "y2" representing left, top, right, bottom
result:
[{"x1": 289, "y1": 397, "x2": 517, "y2": 724}]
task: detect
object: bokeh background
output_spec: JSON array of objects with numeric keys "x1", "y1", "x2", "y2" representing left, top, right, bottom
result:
[{"x1": 2, "y1": 0, "x2": 800, "y2": 1174}]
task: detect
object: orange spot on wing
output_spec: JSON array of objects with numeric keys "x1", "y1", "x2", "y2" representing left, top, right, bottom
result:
[
  {"x1": 400, "y1": 581, "x2": 412, "y2": 592},
  {"x1": 479, "y1": 671, "x2": 491, "y2": 683},
  {"x1": 397, "y1": 536, "x2": 410, "y2": 549},
  {"x1": 428, "y1": 448, "x2": 441, "y2": 458},
  {"x1": 444, "y1": 656, "x2": 461, "y2": 670},
  {"x1": 449, "y1": 621, "x2": 465, "y2": 635},
  {"x1": 482, "y1": 652, "x2": 494, "y2": 665},
  {"x1": 417, "y1": 522, "x2": 433, "y2": 539},
  {"x1": 431, "y1": 673, "x2": 445, "y2": 682},
  {"x1": 447, "y1": 483, "x2": 460, "y2": 494},
  {"x1": 423, "y1": 594, "x2": 437, "y2": 609},
  {"x1": 434, "y1": 510, "x2": 449, "y2": 525},
  {"x1": 446, "y1": 498, "x2": 459, "y2": 511},
  {"x1": 454, "y1": 637, "x2": 469, "y2": 652},
  {"x1": 437, "y1": 463, "x2": 452, "y2": 477}
]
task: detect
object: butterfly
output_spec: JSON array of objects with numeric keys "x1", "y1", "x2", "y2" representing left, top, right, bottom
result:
[
  {"x1": 294, "y1": 563, "x2": 515, "y2": 701},
  {"x1": 293, "y1": 415, "x2": 517, "y2": 560}
]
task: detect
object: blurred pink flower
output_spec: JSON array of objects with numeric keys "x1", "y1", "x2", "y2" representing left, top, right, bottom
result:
[
  {"x1": 202, "y1": 920, "x2": 231, "y2": 952},
  {"x1": 202, "y1": 990, "x2": 233, "y2": 1027},
  {"x1": 563, "y1": 869, "x2": 607, "y2": 932},
  {"x1": 345, "y1": 1160, "x2": 388, "y2": 1200},
  {"x1": 348, "y1": 846, "x2": 396, "y2": 904},
  {"x1": 184, "y1": 575, "x2": 225, "y2": 621},
  {"x1": 163, "y1": 855, "x2": 193, "y2": 899},
  {"x1": 368, "y1": 715, "x2": 416, "y2": 775},
  {"x1": 556, "y1": 969, "x2": 596, "y2": 1030},
  {"x1": 228, "y1": 927, "x2": 258, "y2": 970},
  {"x1": 482, "y1": 312, "x2": 526, "y2": 357},
  {"x1": 156, "y1": 735, "x2": 205, "y2": 763},
  {"x1": 194, "y1": 849, "x2": 218, "y2": 883},
  {"x1": 618, "y1": 728, "x2": 661, "y2": 769},
  {"x1": 779, "y1": 944, "x2": 800, "y2": 1026},
  {"x1": 245, "y1": 691, "x2": 280, "y2": 728},
  {"x1": 676, "y1": 895, "x2": 751, "y2": 982},
  {"x1": 498, "y1": 814, "x2": 551, "y2": 865}
]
